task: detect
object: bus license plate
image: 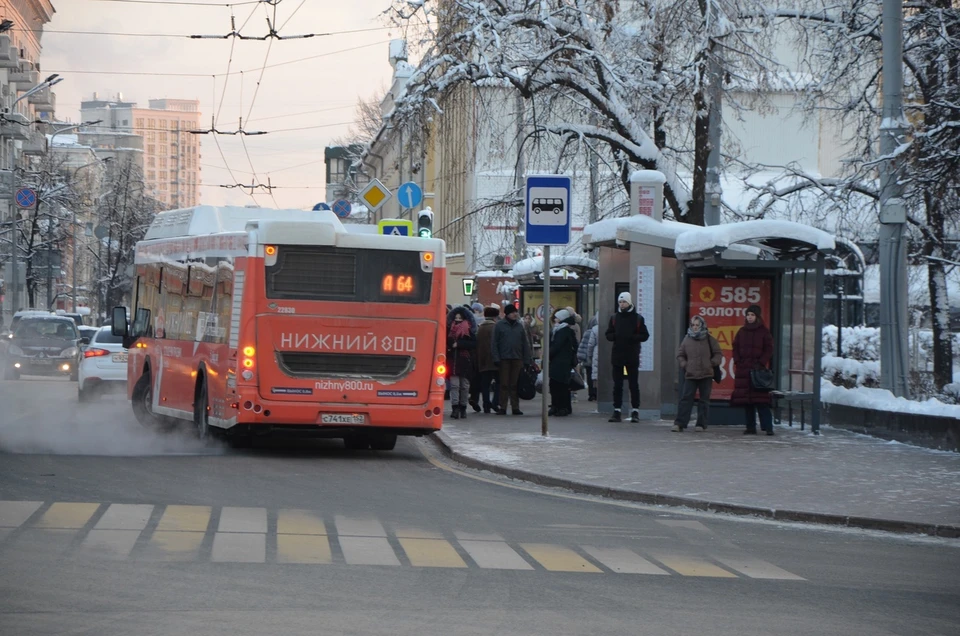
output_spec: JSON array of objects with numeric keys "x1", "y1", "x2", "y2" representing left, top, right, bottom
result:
[
  {"x1": 321, "y1": 413, "x2": 366, "y2": 425},
  {"x1": 112, "y1": 353, "x2": 128, "y2": 363}
]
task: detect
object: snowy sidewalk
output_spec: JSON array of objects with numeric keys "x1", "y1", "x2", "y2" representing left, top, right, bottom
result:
[{"x1": 432, "y1": 399, "x2": 960, "y2": 536}]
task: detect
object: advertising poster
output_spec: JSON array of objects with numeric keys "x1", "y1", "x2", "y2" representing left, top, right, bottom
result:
[
  {"x1": 636, "y1": 266, "x2": 656, "y2": 371},
  {"x1": 521, "y1": 289, "x2": 578, "y2": 329},
  {"x1": 688, "y1": 277, "x2": 772, "y2": 400}
]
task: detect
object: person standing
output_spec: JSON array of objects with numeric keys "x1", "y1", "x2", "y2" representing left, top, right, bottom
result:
[
  {"x1": 475, "y1": 305, "x2": 501, "y2": 413},
  {"x1": 673, "y1": 315, "x2": 722, "y2": 432},
  {"x1": 446, "y1": 306, "x2": 477, "y2": 419},
  {"x1": 467, "y1": 302, "x2": 485, "y2": 412},
  {"x1": 492, "y1": 303, "x2": 532, "y2": 415},
  {"x1": 549, "y1": 309, "x2": 579, "y2": 416},
  {"x1": 605, "y1": 292, "x2": 649, "y2": 423},
  {"x1": 577, "y1": 313, "x2": 599, "y2": 401},
  {"x1": 731, "y1": 304, "x2": 775, "y2": 435}
]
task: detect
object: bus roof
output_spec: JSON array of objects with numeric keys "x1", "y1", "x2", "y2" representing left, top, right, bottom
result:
[{"x1": 142, "y1": 205, "x2": 445, "y2": 259}]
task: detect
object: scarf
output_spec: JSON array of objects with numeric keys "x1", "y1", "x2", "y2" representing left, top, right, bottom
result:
[
  {"x1": 552, "y1": 321, "x2": 569, "y2": 336},
  {"x1": 687, "y1": 326, "x2": 708, "y2": 341}
]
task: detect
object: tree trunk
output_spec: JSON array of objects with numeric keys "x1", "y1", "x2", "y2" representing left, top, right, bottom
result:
[{"x1": 689, "y1": 77, "x2": 708, "y2": 227}]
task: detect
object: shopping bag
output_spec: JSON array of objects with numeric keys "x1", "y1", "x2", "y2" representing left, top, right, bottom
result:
[
  {"x1": 517, "y1": 365, "x2": 538, "y2": 401},
  {"x1": 570, "y1": 368, "x2": 586, "y2": 391}
]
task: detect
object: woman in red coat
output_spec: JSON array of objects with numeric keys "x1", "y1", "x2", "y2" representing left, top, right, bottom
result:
[{"x1": 731, "y1": 304, "x2": 775, "y2": 435}]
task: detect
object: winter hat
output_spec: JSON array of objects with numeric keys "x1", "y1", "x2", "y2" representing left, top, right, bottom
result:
[
  {"x1": 618, "y1": 291, "x2": 633, "y2": 305},
  {"x1": 483, "y1": 306, "x2": 500, "y2": 318},
  {"x1": 471, "y1": 302, "x2": 484, "y2": 313},
  {"x1": 746, "y1": 304, "x2": 762, "y2": 318},
  {"x1": 555, "y1": 308, "x2": 572, "y2": 323},
  {"x1": 503, "y1": 303, "x2": 519, "y2": 316}
]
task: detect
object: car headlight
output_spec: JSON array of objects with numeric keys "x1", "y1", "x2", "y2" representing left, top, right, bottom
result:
[
  {"x1": 61, "y1": 347, "x2": 79, "y2": 358},
  {"x1": 8, "y1": 344, "x2": 23, "y2": 356}
]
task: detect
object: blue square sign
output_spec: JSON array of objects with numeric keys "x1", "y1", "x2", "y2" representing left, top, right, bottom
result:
[{"x1": 525, "y1": 175, "x2": 571, "y2": 246}]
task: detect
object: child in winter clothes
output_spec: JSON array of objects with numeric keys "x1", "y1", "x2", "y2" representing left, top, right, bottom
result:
[{"x1": 446, "y1": 306, "x2": 477, "y2": 419}]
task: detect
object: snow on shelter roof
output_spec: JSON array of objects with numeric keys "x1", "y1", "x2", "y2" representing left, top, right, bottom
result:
[
  {"x1": 674, "y1": 220, "x2": 835, "y2": 258},
  {"x1": 582, "y1": 214, "x2": 690, "y2": 250},
  {"x1": 512, "y1": 254, "x2": 598, "y2": 280}
]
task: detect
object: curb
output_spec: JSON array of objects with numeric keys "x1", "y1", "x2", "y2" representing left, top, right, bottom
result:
[{"x1": 428, "y1": 432, "x2": 960, "y2": 539}]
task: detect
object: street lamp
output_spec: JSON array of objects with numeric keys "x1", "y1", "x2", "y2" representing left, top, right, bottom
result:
[
  {"x1": 70, "y1": 157, "x2": 111, "y2": 312},
  {"x1": 48, "y1": 119, "x2": 103, "y2": 152},
  {"x1": 9, "y1": 74, "x2": 63, "y2": 112}
]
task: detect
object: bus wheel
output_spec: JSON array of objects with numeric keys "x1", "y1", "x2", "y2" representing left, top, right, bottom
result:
[
  {"x1": 131, "y1": 372, "x2": 157, "y2": 427},
  {"x1": 369, "y1": 434, "x2": 397, "y2": 451},
  {"x1": 194, "y1": 380, "x2": 211, "y2": 441},
  {"x1": 343, "y1": 435, "x2": 370, "y2": 451}
]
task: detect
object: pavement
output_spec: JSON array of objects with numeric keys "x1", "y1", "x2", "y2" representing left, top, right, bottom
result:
[{"x1": 432, "y1": 397, "x2": 960, "y2": 538}]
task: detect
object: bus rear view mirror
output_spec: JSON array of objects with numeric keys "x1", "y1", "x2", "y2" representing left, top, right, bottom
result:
[{"x1": 112, "y1": 307, "x2": 128, "y2": 337}]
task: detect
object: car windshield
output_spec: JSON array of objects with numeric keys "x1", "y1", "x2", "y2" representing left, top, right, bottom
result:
[
  {"x1": 93, "y1": 329, "x2": 124, "y2": 344},
  {"x1": 14, "y1": 320, "x2": 78, "y2": 340}
]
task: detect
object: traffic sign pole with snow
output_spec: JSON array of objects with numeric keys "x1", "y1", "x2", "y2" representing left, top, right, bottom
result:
[
  {"x1": 359, "y1": 179, "x2": 392, "y2": 212},
  {"x1": 397, "y1": 181, "x2": 423, "y2": 209},
  {"x1": 525, "y1": 175, "x2": 571, "y2": 246},
  {"x1": 331, "y1": 199, "x2": 352, "y2": 218},
  {"x1": 377, "y1": 219, "x2": 413, "y2": 236}
]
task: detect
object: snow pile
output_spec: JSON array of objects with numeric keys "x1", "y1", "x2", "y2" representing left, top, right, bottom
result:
[
  {"x1": 674, "y1": 219, "x2": 835, "y2": 255},
  {"x1": 822, "y1": 355, "x2": 881, "y2": 388},
  {"x1": 582, "y1": 214, "x2": 689, "y2": 246},
  {"x1": 822, "y1": 384, "x2": 960, "y2": 419},
  {"x1": 822, "y1": 325, "x2": 881, "y2": 360}
]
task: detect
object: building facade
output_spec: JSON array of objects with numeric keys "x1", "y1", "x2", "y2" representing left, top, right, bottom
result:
[{"x1": 80, "y1": 95, "x2": 202, "y2": 210}]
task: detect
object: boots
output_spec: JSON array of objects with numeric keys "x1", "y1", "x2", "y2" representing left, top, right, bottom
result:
[
  {"x1": 460, "y1": 405, "x2": 467, "y2": 419},
  {"x1": 450, "y1": 407, "x2": 460, "y2": 419},
  {"x1": 608, "y1": 409, "x2": 622, "y2": 423},
  {"x1": 630, "y1": 409, "x2": 640, "y2": 423}
]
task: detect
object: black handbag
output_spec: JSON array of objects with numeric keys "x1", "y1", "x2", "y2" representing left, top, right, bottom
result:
[
  {"x1": 749, "y1": 368, "x2": 775, "y2": 391},
  {"x1": 712, "y1": 365, "x2": 722, "y2": 384},
  {"x1": 517, "y1": 365, "x2": 538, "y2": 400},
  {"x1": 570, "y1": 368, "x2": 586, "y2": 391}
]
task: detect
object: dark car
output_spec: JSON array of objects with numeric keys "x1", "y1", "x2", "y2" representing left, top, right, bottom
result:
[{"x1": 4, "y1": 316, "x2": 86, "y2": 381}]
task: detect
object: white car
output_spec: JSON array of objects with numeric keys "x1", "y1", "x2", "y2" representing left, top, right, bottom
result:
[{"x1": 77, "y1": 327, "x2": 128, "y2": 401}]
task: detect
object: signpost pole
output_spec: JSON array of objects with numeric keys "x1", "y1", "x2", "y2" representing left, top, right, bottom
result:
[
  {"x1": 10, "y1": 203, "x2": 18, "y2": 313},
  {"x1": 541, "y1": 246, "x2": 550, "y2": 437}
]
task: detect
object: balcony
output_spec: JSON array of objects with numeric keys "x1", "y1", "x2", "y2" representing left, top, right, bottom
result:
[
  {"x1": 0, "y1": 112, "x2": 30, "y2": 140},
  {"x1": 28, "y1": 87, "x2": 56, "y2": 112},
  {"x1": 0, "y1": 37, "x2": 17, "y2": 69},
  {"x1": 10, "y1": 69, "x2": 38, "y2": 90},
  {"x1": 20, "y1": 130, "x2": 47, "y2": 155}
]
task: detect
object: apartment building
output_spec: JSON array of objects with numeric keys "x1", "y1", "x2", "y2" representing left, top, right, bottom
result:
[{"x1": 80, "y1": 95, "x2": 202, "y2": 209}]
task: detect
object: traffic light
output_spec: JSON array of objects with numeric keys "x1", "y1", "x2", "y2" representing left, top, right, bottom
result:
[{"x1": 417, "y1": 208, "x2": 434, "y2": 238}]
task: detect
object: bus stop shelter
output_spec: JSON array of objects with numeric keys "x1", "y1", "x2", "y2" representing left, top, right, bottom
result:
[{"x1": 674, "y1": 221, "x2": 835, "y2": 433}]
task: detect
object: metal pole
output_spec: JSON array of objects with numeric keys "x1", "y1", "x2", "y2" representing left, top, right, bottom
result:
[
  {"x1": 703, "y1": 0, "x2": 723, "y2": 227},
  {"x1": 71, "y1": 207, "x2": 78, "y2": 312},
  {"x1": 541, "y1": 246, "x2": 550, "y2": 436},
  {"x1": 878, "y1": 0, "x2": 910, "y2": 397}
]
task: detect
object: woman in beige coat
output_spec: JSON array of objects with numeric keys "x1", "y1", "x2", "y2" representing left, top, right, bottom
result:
[{"x1": 672, "y1": 315, "x2": 722, "y2": 432}]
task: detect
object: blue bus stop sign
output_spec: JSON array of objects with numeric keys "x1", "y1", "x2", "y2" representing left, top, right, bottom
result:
[
  {"x1": 313, "y1": 202, "x2": 331, "y2": 211},
  {"x1": 332, "y1": 199, "x2": 352, "y2": 218},
  {"x1": 525, "y1": 175, "x2": 571, "y2": 245}
]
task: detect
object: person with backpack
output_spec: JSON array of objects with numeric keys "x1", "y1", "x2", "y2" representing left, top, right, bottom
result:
[
  {"x1": 672, "y1": 315, "x2": 723, "y2": 432},
  {"x1": 605, "y1": 292, "x2": 650, "y2": 423}
]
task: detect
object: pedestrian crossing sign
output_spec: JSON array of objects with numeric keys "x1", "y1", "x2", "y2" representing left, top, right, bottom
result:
[{"x1": 377, "y1": 219, "x2": 413, "y2": 236}]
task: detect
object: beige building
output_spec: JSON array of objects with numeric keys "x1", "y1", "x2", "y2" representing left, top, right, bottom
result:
[{"x1": 81, "y1": 95, "x2": 202, "y2": 210}]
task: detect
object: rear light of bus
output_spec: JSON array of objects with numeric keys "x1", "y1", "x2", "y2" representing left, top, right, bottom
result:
[
  {"x1": 264, "y1": 245, "x2": 278, "y2": 266},
  {"x1": 241, "y1": 345, "x2": 255, "y2": 374}
]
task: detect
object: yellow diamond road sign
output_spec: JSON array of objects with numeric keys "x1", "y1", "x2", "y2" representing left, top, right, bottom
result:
[{"x1": 360, "y1": 179, "x2": 392, "y2": 211}]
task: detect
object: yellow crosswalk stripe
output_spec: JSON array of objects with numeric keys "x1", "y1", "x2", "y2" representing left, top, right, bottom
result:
[
  {"x1": 278, "y1": 509, "x2": 327, "y2": 536},
  {"x1": 34, "y1": 503, "x2": 100, "y2": 529},
  {"x1": 156, "y1": 505, "x2": 211, "y2": 532},
  {"x1": 650, "y1": 553, "x2": 738, "y2": 577},
  {"x1": 147, "y1": 531, "x2": 205, "y2": 560},
  {"x1": 520, "y1": 543, "x2": 602, "y2": 573},
  {"x1": 277, "y1": 534, "x2": 332, "y2": 564},
  {"x1": 398, "y1": 538, "x2": 467, "y2": 568}
]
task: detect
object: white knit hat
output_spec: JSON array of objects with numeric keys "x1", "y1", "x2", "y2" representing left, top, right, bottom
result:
[
  {"x1": 555, "y1": 308, "x2": 572, "y2": 322},
  {"x1": 618, "y1": 291, "x2": 633, "y2": 305}
]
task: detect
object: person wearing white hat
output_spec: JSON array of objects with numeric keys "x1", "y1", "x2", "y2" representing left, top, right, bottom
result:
[{"x1": 604, "y1": 291, "x2": 649, "y2": 422}]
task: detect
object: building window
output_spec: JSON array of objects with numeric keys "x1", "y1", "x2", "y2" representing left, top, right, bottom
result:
[
  {"x1": 148, "y1": 119, "x2": 155, "y2": 129},
  {"x1": 147, "y1": 131, "x2": 155, "y2": 142},
  {"x1": 136, "y1": 118, "x2": 144, "y2": 129},
  {"x1": 158, "y1": 120, "x2": 166, "y2": 130},
  {"x1": 147, "y1": 145, "x2": 155, "y2": 155},
  {"x1": 147, "y1": 171, "x2": 155, "y2": 180},
  {"x1": 160, "y1": 171, "x2": 167, "y2": 181},
  {"x1": 147, "y1": 157, "x2": 155, "y2": 168},
  {"x1": 160, "y1": 132, "x2": 167, "y2": 143}
]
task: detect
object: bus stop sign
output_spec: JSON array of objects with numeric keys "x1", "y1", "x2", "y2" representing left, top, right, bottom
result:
[{"x1": 525, "y1": 175, "x2": 571, "y2": 245}]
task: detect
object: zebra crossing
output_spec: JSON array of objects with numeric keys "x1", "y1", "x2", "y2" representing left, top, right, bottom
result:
[{"x1": 0, "y1": 500, "x2": 805, "y2": 580}]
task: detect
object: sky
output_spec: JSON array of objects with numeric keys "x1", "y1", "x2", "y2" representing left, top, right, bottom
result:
[{"x1": 41, "y1": 0, "x2": 400, "y2": 209}]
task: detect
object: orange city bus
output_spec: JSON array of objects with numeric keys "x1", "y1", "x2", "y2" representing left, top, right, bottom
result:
[{"x1": 112, "y1": 205, "x2": 447, "y2": 450}]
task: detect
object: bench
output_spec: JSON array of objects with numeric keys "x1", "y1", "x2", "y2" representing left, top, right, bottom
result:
[{"x1": 771, "y1": 390, "x2": 815, "y2": 431}]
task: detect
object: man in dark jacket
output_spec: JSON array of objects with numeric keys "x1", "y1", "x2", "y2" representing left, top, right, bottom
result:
[
  {"x1": 475, "y1": 306, "x2": 501, "y2": 413},
  {"x1": 605, "y1": 291, "x2": 649, "y2": 423},
  {"x1": 491, "y1": 303, "x2": 532, "y2": 415}
]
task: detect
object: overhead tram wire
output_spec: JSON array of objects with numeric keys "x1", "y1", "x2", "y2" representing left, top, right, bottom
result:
[
  {"x1": 22, "y1": 25, "x2": 392, "y2": 38},
  {"x1": 90, "y1": 0, "x2": 265, "y2": 6}
]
